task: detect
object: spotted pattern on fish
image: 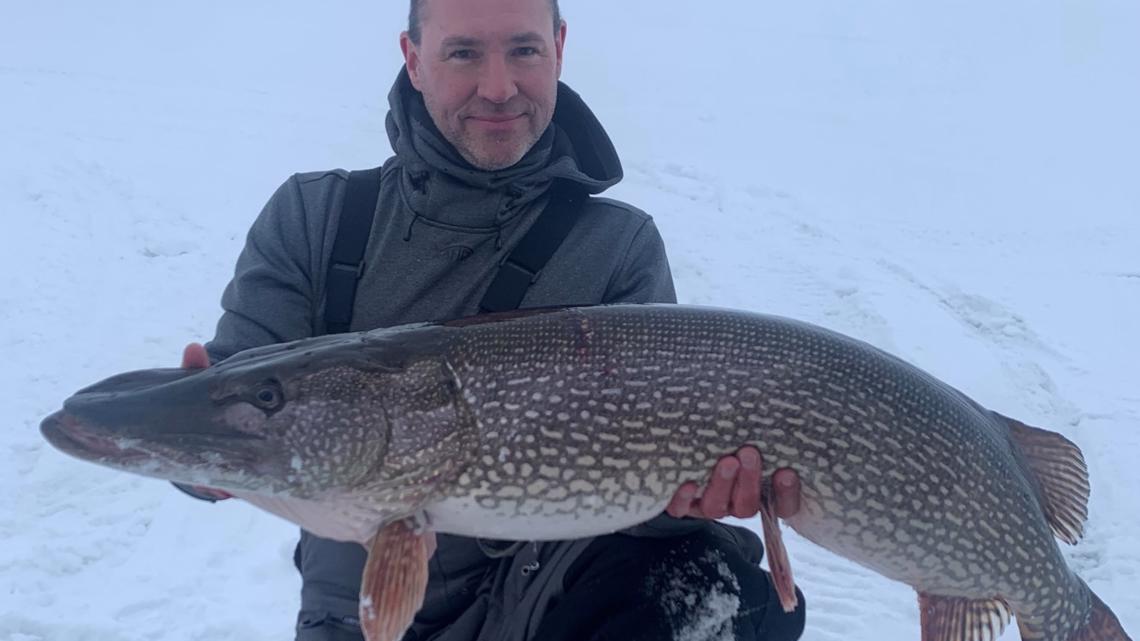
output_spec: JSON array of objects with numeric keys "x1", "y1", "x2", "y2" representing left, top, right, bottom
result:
[
  {"x1": 43, "y1": 304, "x2": 1127, "y2": 641},
  {"x1": 412, "y1": 306, "x2": 1106, "y2": 641}
]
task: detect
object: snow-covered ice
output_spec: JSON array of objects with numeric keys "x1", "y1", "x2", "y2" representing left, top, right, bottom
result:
[{"x1": 2, "y1": 1, "x2": 1137, "y2": 640}]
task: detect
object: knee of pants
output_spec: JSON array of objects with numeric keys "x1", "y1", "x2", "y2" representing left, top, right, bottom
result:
[
  {"x1": 563, "y1": 532, "x2": 806, "y2": 641},
  {"x1": 758, "y1": 583, "x2": 806, "y2": 641}
]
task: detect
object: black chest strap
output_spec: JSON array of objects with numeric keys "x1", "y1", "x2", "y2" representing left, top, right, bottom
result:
[
  {"x1": 479, "y1": 183, "x2": 582, "y2": 313},
  {"x1": 324, "y1": 170, "x2": 583, "y2": 333},
  {"x1": 324, "y1": 167, "x2": 384, "y2": 334}
]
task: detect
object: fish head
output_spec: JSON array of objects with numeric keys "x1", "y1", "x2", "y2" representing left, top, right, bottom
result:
[{"x1": 41, "y1": 330, "x2": 454, "y2": 500}]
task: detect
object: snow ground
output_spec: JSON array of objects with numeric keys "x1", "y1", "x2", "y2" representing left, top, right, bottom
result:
[{"x1": 2, "y1": 1, "x2": 1137, "y2": 640}]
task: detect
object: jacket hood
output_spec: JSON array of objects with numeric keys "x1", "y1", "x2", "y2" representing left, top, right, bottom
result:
[{"x1": 384, "y1": 67, "x2": 623, "y2": 229}]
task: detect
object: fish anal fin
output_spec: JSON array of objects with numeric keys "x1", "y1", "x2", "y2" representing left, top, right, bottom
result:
[
  {"x1": 1064, "y1": 589, "x2": 1133, "y2": 641},
  {"x1": 359, "y1": 518, "x2": 432, "y2": 641},
  {"x1": 918, "y1": 592, "x2": 1013, "y2": 641},
  {"x1": 999, "y1": 413, "x2": 1090, "y2": 545},
  {"x1": 759, "y1": 489, "x2": 798, "y2": 612}
]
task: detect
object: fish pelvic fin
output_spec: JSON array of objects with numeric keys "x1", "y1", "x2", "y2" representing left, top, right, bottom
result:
[
  {"x1": 1059, "y1": 587, "x2": 1133, "y2": 641},
  {"x1": 918, "y1": 593, "x2": 1012, "y2": 641},
  {"x1": 760, "y1": 485, "x2": 798, "y2": 612},
  {"x1": 999, "y1": 413, "x2": 1090, "y2": 545},
  {"x1": 359, "y1": 517, "x2": 432, "y2": 641}
]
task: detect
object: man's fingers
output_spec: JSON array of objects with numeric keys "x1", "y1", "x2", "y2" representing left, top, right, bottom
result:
[
  {"x1": 772, "y1": 467, "x2": 802, "y2": 518},
  {"x1": 668, "y1": 455, "x2": 801, "y2": 522},
  {"x1": 666, "y1": 482, "x2": 700, "y2": 518},
  {"x1": 729, "y1": 447, "x2": 762, "y2": 518},
  {"x1": 181, "y1": 343, "x2": 210, "y2": 370},
  {"x1": 698, "y1": 455, "x2": 738, "y2": 519}
]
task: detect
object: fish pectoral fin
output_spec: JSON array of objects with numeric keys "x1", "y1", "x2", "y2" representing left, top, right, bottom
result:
[
  {"x1": 918, "y1": 592, "x2": 1013, "y2": 641},
  {"x1": 359, "y1": 517, "x2": 432, "y2": 641},
  {"x1": 999, "y1": 413, "x2": 1090, "y2": 545},
  {"x1": 759, "y1": 488, "x2": 798, "y2": 612}
]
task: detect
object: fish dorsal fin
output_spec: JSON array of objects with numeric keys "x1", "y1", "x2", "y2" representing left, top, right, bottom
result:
[
  {"x1": 918, "y1": 593, "x2": 1013, "y2": 641},
  {"x1": 999, "y1": 413, "x2": 1090, "y2": 545},
  {"x1": 360, "y1": 518, "x2": 432, "y2": 641}
]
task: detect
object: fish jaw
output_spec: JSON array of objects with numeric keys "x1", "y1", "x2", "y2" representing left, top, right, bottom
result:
[
  {"x1": 41, "y1": 409, "x2": 154, "y2": 467},
  {"x1": 39, "y1": 404, "x2": 286, "y2": 489}
]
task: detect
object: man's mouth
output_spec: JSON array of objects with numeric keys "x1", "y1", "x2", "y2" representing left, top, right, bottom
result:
[{"x1": 468, "y1": 114, "x2": 525, "y2": 124}]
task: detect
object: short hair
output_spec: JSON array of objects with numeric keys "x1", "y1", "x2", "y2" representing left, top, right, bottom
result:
[{"x1": 407, "y1": 0, "x2": 561, "y2": 45}]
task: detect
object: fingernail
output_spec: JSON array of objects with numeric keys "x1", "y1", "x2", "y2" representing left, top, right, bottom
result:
[
  {"x1": 739, "y1": 448, "x2": 760, "y2": 470},
  {"x1": 719, "y1": 458, "x2": 740, "y2": 479}
]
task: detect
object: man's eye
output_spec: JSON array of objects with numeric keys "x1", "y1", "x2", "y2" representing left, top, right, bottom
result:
[
  {"x1": 514, "y1": 47, "x2": 540, "y2": 57},
  {"x1": 448, "y1": 49, "x2": 477, "y2": 60}
]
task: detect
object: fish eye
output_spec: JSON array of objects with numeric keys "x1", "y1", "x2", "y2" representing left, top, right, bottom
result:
[{"x1": 252, "y1": 380, "x2": 284, "y2": 411}]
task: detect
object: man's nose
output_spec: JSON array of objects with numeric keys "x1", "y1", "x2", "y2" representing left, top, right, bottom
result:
[{"x1": 477, "y1": 55, "x2": 519, "y2": 104}]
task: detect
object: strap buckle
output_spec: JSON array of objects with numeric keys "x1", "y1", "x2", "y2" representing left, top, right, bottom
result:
[
  {"x1": 330, "y1": 261, "x2": 365, "y2": 279},
  {"x1": 498, "y1": 258, "x2": 540, "y2": 284}
]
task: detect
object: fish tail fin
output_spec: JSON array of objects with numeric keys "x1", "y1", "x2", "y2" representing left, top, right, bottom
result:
[{"x1": 1066, "y1": 588, "x2": 1132, "y2": 641}]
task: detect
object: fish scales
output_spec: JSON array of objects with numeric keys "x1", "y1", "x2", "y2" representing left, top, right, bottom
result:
[
  {"x1": 41, "y1": 304, "x2": 1130, "y2": 641},
  {"x1": 425, "y1": 307, "x2": 1104, "y2": 640},
  {"x1": 439, "y1": 309, "x2": 1054, "y2": 583}
]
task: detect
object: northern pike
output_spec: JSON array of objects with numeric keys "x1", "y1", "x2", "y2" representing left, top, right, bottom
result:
[{"x1": 41, "y1": 304, "x2": 1130, "y2": 641}]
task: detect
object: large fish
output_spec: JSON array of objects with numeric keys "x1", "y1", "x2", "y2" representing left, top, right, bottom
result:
[{"x1": 41, "y1": 304, "x2": 1130, "y2": 641}]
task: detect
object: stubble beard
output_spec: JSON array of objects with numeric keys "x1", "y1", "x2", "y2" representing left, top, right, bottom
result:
[
  {"x1": 453, "y1": 117, "x2": 543, "y2": 171},
  {"x1": 422, "y1": 92, "x2": 550, "y2": 171}
]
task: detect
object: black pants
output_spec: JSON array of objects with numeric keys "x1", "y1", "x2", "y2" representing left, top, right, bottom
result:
[
  {"x1": 297, "y1": 531, "x2": 806, "y2": 641},
  {"x1": 532, "y1": 530, "x2": 805, "y2": 641}
]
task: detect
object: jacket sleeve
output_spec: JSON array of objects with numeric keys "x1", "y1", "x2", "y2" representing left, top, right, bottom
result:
[
  {"x1": 205, "y1": 175, "x2": 322, "y2": 362},
  {"x1": 601, "y1": 218, "x2": 678, "y2": 305}
]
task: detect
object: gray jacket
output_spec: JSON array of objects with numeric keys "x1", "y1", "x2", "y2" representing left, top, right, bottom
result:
[{"x1": 204, "y1": 68, "x2": 760, "y2": 641}]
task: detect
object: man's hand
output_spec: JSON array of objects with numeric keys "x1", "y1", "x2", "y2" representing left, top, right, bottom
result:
[
  {"x1": 665, "y1": 447, "x2": 801, "y2": 520},
  {"x1": 182, "y1": 342, "x2": 211, "y2": 369},
  {"x1": 179, "y1": 343, "x2": 233, "y2": 502}
]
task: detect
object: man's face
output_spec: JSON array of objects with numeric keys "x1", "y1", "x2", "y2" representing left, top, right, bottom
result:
[{"x1": 401, "y1": 0, "x2": 566, "y2": 171}]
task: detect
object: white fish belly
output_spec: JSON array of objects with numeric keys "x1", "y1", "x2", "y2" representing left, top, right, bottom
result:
[
  {"x1": 232, "y1": 490, "x2": 388, "y2": 545},
  {"x1": 426, "y1": 494, "x2": 669, "y2": 540}
]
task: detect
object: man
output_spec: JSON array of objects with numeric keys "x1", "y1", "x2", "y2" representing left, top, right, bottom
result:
[{"x1": 180, "y1": 0, "x2": 807, "y2": 639}]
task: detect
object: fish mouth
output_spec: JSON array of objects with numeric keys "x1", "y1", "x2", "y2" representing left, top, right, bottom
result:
[
  {"x1": 41, "y1": 409, "x2": 278, "y2": 491},
  {"x1": 54, "y1": 366, "x2": 266, "y2": 448},
  {"x1": 41, "y1": 410, "x2": 150, "y2": 463},
  {"x1": 42, "y1": 362, "x2": 314, "y2": 492}
]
